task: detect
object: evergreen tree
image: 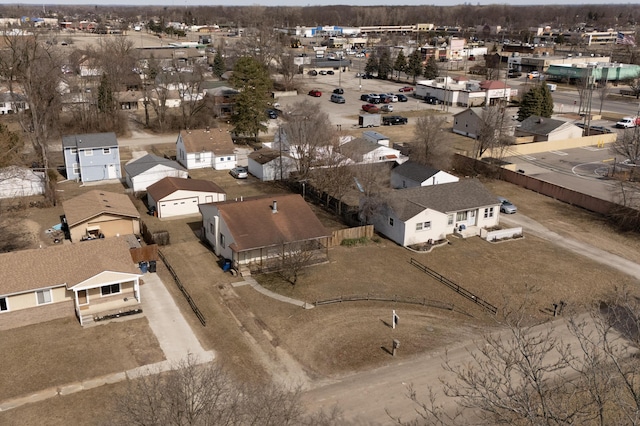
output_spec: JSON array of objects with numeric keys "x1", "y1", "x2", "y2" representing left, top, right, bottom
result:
[
  {"x1": 212, "y1": 51, "x2": 225, "y2": 79},
  {"x1": 377, "y1": 50, "x2": 393, "y2": 80},
  {"x1": 393, "y1": 50, "x2": 407, "y2": 81},
  {"x1": 423, "y1": 55, "x2": 439, "y2": 79},
  {"x1": 364, "y1": 54, "x2": 378, "y2": 76},
  {"x1": 229, "y1": 57, "x2": 272, "y2": 142},
  {"x1": 97, "y1": 73, "x2": 113, "y2": 113},
  {"x1": 406, "y1": 50, "x2": 424, "y2": 84},
  {"x1": 518, "y1": 84, "x2": 554, "y2": 121}
]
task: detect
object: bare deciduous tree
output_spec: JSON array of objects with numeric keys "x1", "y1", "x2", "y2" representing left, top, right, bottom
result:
[
  {"x1": 273, "y1": 241, "x2": 320, "y2": 285},
  {"x1": 474, "y1": 106, "x2": 514, "y2": 160},
  {"x1": 412, "y1": 114, "x2": 450, "y2": 169}
]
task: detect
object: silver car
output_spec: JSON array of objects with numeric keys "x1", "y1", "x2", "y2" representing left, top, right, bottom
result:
[
  {"x1": 230, "y1": 166, "x2": 248, "y2": 179},
  {"x1": 497, "y1": 196, "x2": 517, "y2": 214}
]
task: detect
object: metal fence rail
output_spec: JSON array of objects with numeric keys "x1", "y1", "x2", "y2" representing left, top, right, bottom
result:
[
  {"x1": 158, "y1": 250, "x2": 206, "y2": 326},
  {"x1": 410, "y1": 258, "x2": 498, "y2": 315},
  {"x1": 313, "y1": 293, "x2": 453, "y2": 311}
]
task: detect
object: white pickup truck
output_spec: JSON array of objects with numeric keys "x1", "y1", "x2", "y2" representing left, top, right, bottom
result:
[{"x1": 615, "y1": 117, "x2": 640, "y2": 128}]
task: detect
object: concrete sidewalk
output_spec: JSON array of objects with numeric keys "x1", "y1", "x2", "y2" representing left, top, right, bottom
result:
[{"x1": 235, "y1": 276, "x2": 314, "y2": 309}]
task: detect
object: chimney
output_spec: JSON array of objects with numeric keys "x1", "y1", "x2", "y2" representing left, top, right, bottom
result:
[{"x1": 272, "y1": 200, "x2": 278, "y2": 213}]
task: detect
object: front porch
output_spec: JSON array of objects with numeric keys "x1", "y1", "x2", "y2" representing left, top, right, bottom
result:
[
  {"x1": 453, "y1": 225, "x2": 480, "y2": 239},
  {"x1": 77, "y1": 296, "x2": 142, "y2": 327}
]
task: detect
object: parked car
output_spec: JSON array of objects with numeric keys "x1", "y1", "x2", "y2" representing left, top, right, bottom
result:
[
  {"x1": 230, "y1": 166, "x2": 248, "y2": 179},
  {"x1": 399, "y1": 86, "x2": 414, "y2": 92},
  {"x1": 396, "y1": 94, "x2": 408, "y2": 102},
  {"x1": 308, "y1": 70, "x2": 318, "y2": 76},
  {"x1": 360, "y1": 94, "x2": 370, "y2": 101},
  {"x1": 333, "y1": 88, "x2": 344, "y2": 94},
  {"x1": 361, "y1": 74, "x2": 374, "y2": 79},
  {"x1": 266, "y1": 109, "x2": 278, "y2": 119},
  {"x1": 330, "y1": 94, "x2": 346, "y2": 104},
  {"x1": 497, "y1": 196, "x2": 517, "y2": 214},
  {"x1": 385, "y1": 94, "x2": 399, "y2": 102},
  {"x1": 527, "y1": 71, "x2": 540, "y2": 79},
  {"x1": 327, "y1": 70, "x2": 335, "y2": 75},
  {"x1": 507, "y1": 69, "x2": 522, "y2": 78},
  {"x1": 382, "y1": 115, "x2": 408, "y2": 125},
  {"x1": 319, "y1": 70, "x2": 328, "y2": 75},
  {"x1": 355, "y1": 52, "x2": 365, "y2": 58},
  {"x1": 308, "y1": 89, "x2": 322, "y2": 97},
  {"x1": 425, "y1": 96, "x2": 440, "y2": 105},
  {"x1": 380, "y1": 104, "x2": 394, "y2": 112},
  {"x1": 362, "y1": 104, "x2": 379, "y2": 113},
  {"x1": 615, "y1": 116, "x2": 640, "y2": 128}
]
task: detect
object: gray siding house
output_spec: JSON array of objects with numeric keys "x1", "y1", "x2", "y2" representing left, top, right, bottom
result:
[{"x1": 62, "y1": 133, "x2": 122, "y2": 183}]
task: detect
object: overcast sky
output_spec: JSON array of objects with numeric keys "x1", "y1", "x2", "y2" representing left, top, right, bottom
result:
[{"x1": 12, "y1": 0, "x2": 635, "y2": 7}]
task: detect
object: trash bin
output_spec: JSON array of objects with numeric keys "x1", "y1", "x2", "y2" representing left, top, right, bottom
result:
[
  {"x1": 139, "y1": 261, "x2": 148, "y2": 273},
  {"x1": 148, "y1": 260, "x2": 157, "y2": 273},
  {"x1": 222, "y1": 259, "x2": 232, "y2": 272}
]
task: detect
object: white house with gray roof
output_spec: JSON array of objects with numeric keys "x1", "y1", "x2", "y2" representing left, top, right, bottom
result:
[
  {"x1": 124, "y1": 154, "x2": 188, "y2": 192},
  {"x1": 62, "y1": 132, "x2": 122, "y2": 183},
  {"x1": 368, "y1": 178, "x2": 500, "y2": 247},
  {"x1": 515, "y1": 116, "x2": 583, "y2": 142},
  {"x1": 391, "y1": 161, "x2": 459, "y2": 189}
]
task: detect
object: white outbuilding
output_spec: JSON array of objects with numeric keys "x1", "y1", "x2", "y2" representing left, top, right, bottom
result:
[
  {"x1": 124, "y1": 154, "x2": 188, "y2": 192},
  {"x1": 146, "y1": 177, "x2": 226, "y2": 219}
]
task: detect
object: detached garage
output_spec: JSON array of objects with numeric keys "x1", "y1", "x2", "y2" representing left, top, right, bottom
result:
[
  {"x1": 124, "y1": 154, "x2": 188, "y2": 192},
  {"x1": 147, "y1": 177, "x2": 226, "y2": 219}
]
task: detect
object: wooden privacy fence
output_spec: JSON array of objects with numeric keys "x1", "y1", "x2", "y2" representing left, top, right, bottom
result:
[
  {"x1": 328, "y1": 225, "x2": 374, "y2": 247},
  {"x1": 313, "y1": 293, "x2": 453, "y2": 311},
  {"x1": 158, "y1": 250, "x2": 206, "y2": 326},
  {"x1": 410, "y1": 258, "x2": 498, "y2": 315}
]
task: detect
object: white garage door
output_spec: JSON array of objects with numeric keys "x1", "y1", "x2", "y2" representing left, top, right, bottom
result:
[{"x1": 158, "y1": 197, "x2": 199, "y2": 218}]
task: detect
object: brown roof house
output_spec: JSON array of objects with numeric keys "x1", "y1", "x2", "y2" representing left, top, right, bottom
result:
[
  {"x1": 147, "y1": 176, "x2": 226, "y2": 219},
  {"x1": 62, "y1": 190, "x2": 141, "y2": 242},
  {"x1": 199, "y1": 194, "x2": 331, "y2": 275},
  {"x1": 0, "y1": 237, "x2": 143, "y2": 329},
  {"x1": 176, "y1": 128, "x2": 237, "y2": 170}
]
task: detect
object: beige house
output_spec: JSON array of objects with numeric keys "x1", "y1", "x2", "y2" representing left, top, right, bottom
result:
[
  {"x1": 515, "y1": 116, "x2": 583, "y2": 142},
  {"x1": 0, "y1": 237, "x2": 143, "y2": 329},
  {"x1": 63, "y1": 190, "x2": 141, "y2": 242}
]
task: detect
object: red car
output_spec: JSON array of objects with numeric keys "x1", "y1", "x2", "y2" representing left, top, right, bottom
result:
[
  {"x1": 399, "y1": 86, "x2": 414, "y2": 92},
  {"x1": 362, "y1": 103, "x2": 379, "y2": 113},
  {"x1": 308, "y1": 89, "x2": 322, "y2": 97}
]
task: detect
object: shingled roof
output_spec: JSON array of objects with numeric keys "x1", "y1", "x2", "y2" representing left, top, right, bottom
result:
[
  {"x1": 63, "y1": 190, "x2": 140, "y2": 227},
  {"x1": 206, "y1": 194, "x2": 330, "y2": 251},
  {"x1": 518, "y1": 115, "x2": 571, "y2": 136},
  {"x1": 383, "y1": 178, "x2": 499, "y2": 221},
  {"x1": 124, "y1": 154, "x2": 186, "y2": 178},
  {"x1": 392, "y1": 161, "x2": 440, "y2": 182},
  {"x1": 248, "y1": 148, "x2": 291, "y2": 165},
  {"x1": 62, "y1": 132, "x2": 118, "y2": 150},
  {"x1": 147, "y1": 176, "x2": 225, "y2": 201},
  {"x1": 179, "y1": 128, "x2": 235, "y2": 155},
  {"x1": 0, "y1": 237, "x2": 139, "y2": 296}
]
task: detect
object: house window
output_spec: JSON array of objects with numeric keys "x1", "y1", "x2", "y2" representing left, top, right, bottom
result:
[
  {"x1": 84, "y1": 149, "x2": 93, "y2": 156},
  {"x1": 209, "y1": 223, "x2": 214, "y2": 234},
  {"x1": 389, "y1": 217, "x2": 394, "y2": 226},
  {"x1": 484, "y1": 207, "x2": 494, "y2": 218},
  {"x1": 227, "y1": 157, "x2": 231, "y2": 161},
  {"x1": 101, "y1": 284, "x2": 121, "y2": 296},
  {"x1": 70, "y1": 147, "x2": 78, "y2": 155},
  {"x1": 36, "y1": 289, "x2": 52, "y2": 305},
  {"x1": 447, "y1": 214, "x2": 454, "y2": 225},
  {"x1": 195, "y1": 152, "x2": 202, "y2": 162},
  {"x1": 456, "y1": 211, "x2": 468, "y2": 221},
  {"x1": 103, "y1": 148, "x2": 111, "y2": 155},
  {"x1": 219, "y1": 234, "x2": 225, "y2": 248},
  {"x1": 416, "y1": 222, "x2": 431, "y2": 231},
  {"x1": 0, "y1": 297, "x2": 7, "y2": 312},
  {"x1": 73, "y1": 163, "x2": 80, "y2": 175}
]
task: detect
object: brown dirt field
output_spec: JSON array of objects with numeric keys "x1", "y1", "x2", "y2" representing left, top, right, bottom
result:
[{"x1": 0, "y1": 316, "x2": 163, "y2": 401}]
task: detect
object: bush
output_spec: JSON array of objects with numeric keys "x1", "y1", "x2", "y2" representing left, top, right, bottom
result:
[{"x1": 340, "y1": 236, "x2": 369, "y2": 247}]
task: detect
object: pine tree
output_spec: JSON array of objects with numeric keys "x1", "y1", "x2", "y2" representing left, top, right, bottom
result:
[
  {"x1": 423, "y1": 55, "x2": 439, "y2": 79},
  {"x1": 406, "y1": 50, "x2": 424, "y2": 84},
  {"x1": 539, "y1": 84, "x2": 554, "y2": 117},
  {"x1": 518, "y1": 84, "x2": 553, "y2": 121},
  {"x1": 393, "y1": 50, "x2": 407, "y2": 81},
  {"x1": 377, "y1": 50, "x2": 393, "y2": 80},
  {"x1": 212, "y1": 51, "x2": 225, "y2": 79},
  {"x1": 364, "y1": 54, "x2": 378, "y2": 77},
  {"x1": 229, "y1": 57, "x2": 272, "y2": 142},
  {"x1": 97, "y1": 73, "x2": 113, "y2": 113}
]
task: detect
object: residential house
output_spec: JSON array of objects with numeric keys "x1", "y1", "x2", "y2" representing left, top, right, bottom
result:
[
  {"x1": 124, "y1": 154, "x2": 188, "y2": 192},
  {"x1": 248, "y1": 148, "x2": 297, "y2": 181},
  {"x1": 176, "y1": 128, "x2": 237, "y2": 170},
  {"x1": 147, "y1": 176, "x2": 226, "y2": 219},
  {"x1": 369, "y1": 179, "x2": 500, "y2": 247},
  {"x1": 390, "y1": 161, "x2": 459, "y2": 189},
  {"x1": 515, "y1": 116, "x2": 583, "y2": 142},
  {"x1": 115, "y1": 90, "x2": 143, "y2": 110},
  {"x1": 452, "y1": 107, "x2": 484, "y2": 139},
  {"x1": 339, "y1": 137, "x2": 402, "y2": 164},
  {"x1": 199, "y1": 194, "x2": 331, "y2": 274},
  {"x1": 0, "y1": 166, "x2": 45, "y2": 199},
  {"x1": 62, "y1": 190, "x2": 141, "y2": 242},
  {"x1": 362, "y1": 131, "x2": 390, "y2": 147},
  {"x1": 0, "y1": 237, "x2": 143, "y2": 329},
  {"x1": 205, "y1": 86, "x2": 239, "y2": 117},
  {"x1": 62, "y1": 132, "x2": 122, "y2": 183},
  {"x1": 0, "y1": 92, "x2": 28, "y2": 114}
]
